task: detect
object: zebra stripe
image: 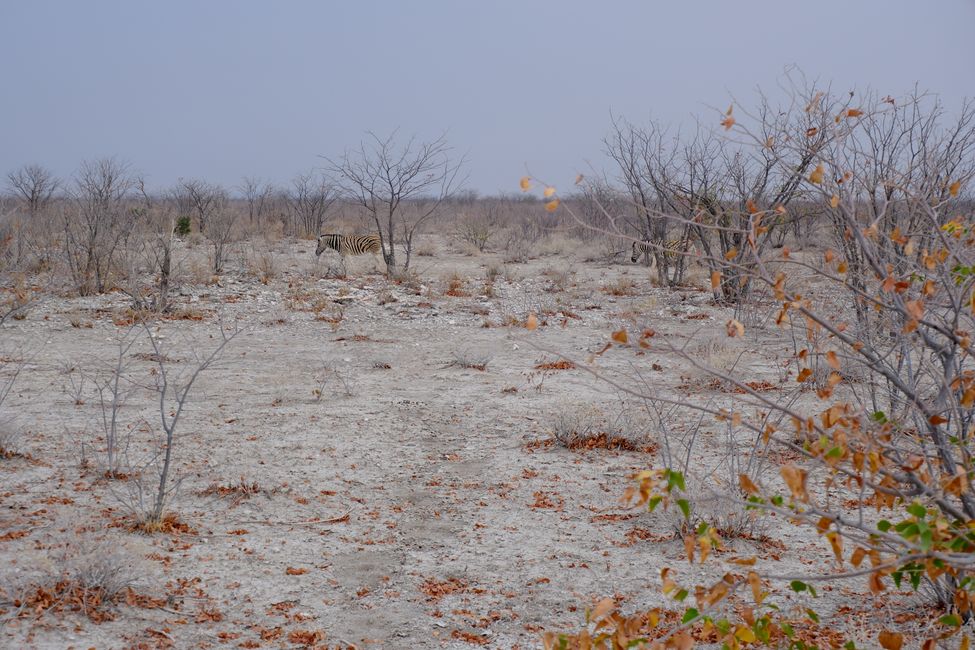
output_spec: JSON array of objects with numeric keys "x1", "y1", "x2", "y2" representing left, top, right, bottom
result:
[
  {"x1": 316, "y1": 234, "x2": 383, "y2": 258},
  {"x1": 631, "y1": 239, "x2": 697, "y2": 264}
]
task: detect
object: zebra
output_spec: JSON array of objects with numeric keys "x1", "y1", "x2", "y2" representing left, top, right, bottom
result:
[
  {"x1": 315, "y1": 233, "x2": 385, "y2": 268},
  {"x1": 631, "y1": 238, "x2": 700, "y2": 265}
]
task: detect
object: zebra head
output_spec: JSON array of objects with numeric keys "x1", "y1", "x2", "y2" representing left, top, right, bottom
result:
[
  {"x1": 316, "y1": 234, "x2": 341, "y2": 257},
  {"x1": 631, "y1": 240, "x2": 647, "y2": 263}
]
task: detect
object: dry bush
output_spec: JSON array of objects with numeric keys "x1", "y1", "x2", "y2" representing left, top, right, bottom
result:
[
  {"x1": 415, "y1": 237, "x2": 438, "y2": 257},
  {"x1": 601, "y1": 277, "x2": 637, "y2": 296},
  {"x1": 449, "y1": 349, "x2": 493, "y2": 371},
  {"x1": 245, "y1": 243, "x2": 278, "y2": 284},
  {"x1": 1, "y1": 535, "x2": 142, "y2": 623},
  {"x1": 551, "y1": 403, "x2": 653, "y2": 452},
  {"x1": 314, "y1": 358, "x2": 357, "y2": 400}
]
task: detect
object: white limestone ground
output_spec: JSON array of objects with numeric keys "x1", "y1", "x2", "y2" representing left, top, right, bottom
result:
[{"x1": 0, "y1": 237, "x2": 916, "y2": 648}]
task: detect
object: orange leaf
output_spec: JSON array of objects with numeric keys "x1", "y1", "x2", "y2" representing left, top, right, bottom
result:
[
  {"x1": 780, "y1": 464, "x2": 808, "y2": 502},
  {"x1": 797, "y1": 368, "x2": 813, "y2": 382},
  {"x1": 739, "y1": 474, "x2": 760, "y2": 495},
  {"x1": 949, "y1": 180, "x2": 961, "y2": 197},
  {"x1": 710, "y1": 270, "x2": 722, "y2": 290},
  {"x1": 726, "y1": 319, "x2": 744, "y2": 338},
  {"x1": 519, "y1": 176, "x2": 531, "y2": 192},
  {"x1": 846, "y1": 108, "x2": 863, "y2": 118},
  {"x1": 591, "y1": 597, "x2": 615, "y2": 622},
  {"x1": 806, "y1": 127, "x2": 819, "y2": 137},
  {"x1": 830, "y1": 194, "x2": 840, "y2": 208},
  {"x1": 826, "y1": 351, "x2": 840, "y2": 370},
  {"x1": 526, "y1": 313, "x2": 537, "y2": 330},
  {"x1": 543, "y1": 186, "x2": 556, "y2": 198},
  {"x1": 878, "y1": 630, "x2": 903, "y2": 650},
  {"x1": 809, "y1": 163, "x2": 825, "y2": 185},
  {"x1": 285, "y1": 567, "x2": 308, "y2": 575},
  {"x1": 724, "y1": 247, "x2": 738, "y2": 261},
  {"x1": 611, "y1": 329, "x2": 628, "y2": 345},
  {"x1": 544, "y1": 198, "x2": 560, "y2": 212}
]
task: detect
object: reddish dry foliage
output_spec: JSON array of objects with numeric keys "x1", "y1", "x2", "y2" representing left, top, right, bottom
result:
[
  {"x1": 523, "y1": 437, "x2": 556, "y2": 452},
  {"x1": 534, "y1": 360, "x2": 575, "y2": 371},
  {"x1": 420, "y1": 577, "x2": 468, "y2": 602},
  {"x1": 125, "y1": 513, "x2": 196, "y2": 536},
  {"x1": 0, "y1": 530, "x2": 29, "y2": 542},
  {"x1": 563, "y1": 432, "x2": 656, "y2": 453},
  {"x1": 285, "y1": 567, "x2": 309, "y2": 575},
  {"x1": 288, "y1": 628, "x2": 327, "y2": 647},
  {"x1": 14, "y1": 580, "x2": 132, "y2": 622},
  {"x1": 530, "y1": 491, "x2": 564, "y2": 511},
  {"x1": 451, "y1": 629, "x2": 490, "y2": 645}
]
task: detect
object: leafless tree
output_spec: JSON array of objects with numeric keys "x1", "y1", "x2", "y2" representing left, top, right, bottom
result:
[
  {"x1": 238, "y1": 176, "x2": 275, "y2": 224},
  {"x1": 207, "y1": 206, "x2": 238, "y2": 274},
  {"x1": 286, "y1": 171, "x2": 337, "y2": 237},
  {"x1": 63, "y1": 157, "x2": 136, "y2": 295},
  {"x1": 179, "y1": 179, "x2": 227, "y2": 234},
  {"x1": 6, "y1": 164, "x2": 60, "y2": 217},
  {"x1": 326, "y1": 131, "x2": 466, "y2": 274},
  {"x1": 5, "y1": 164, "x2": 60, "y2": 265}
]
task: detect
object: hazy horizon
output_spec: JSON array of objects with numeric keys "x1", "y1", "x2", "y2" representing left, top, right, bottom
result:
[{"x1": 2, "y1": 1, "x2": 973, "y2": 195}]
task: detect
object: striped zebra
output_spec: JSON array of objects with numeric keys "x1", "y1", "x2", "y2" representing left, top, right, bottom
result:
[
  {"x1": 631, "y1": 238, "x2": 699, "y2": 265},
  {"x1": 316, "y1": 233, "x2": 384, "y2": 260}
]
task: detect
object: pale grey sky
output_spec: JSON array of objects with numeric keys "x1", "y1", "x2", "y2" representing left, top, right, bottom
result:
[{"x1": 1, "y1": 1, "x2": 973, "y2": 194}]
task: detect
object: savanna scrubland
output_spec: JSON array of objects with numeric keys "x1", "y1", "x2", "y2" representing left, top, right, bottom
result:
[{"x1": 2, "y1": 82, "x2": 975, "y2": 649}]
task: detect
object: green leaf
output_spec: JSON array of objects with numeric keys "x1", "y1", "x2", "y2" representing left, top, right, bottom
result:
[
  {"x1": 782, "y1": 622, "x2": 795, "y2": 638},
  {"x1": 716, "y1": 619, "x2": 732, "y2": 634},
  {"x1": 892, "y1": 571, "x2": 903, "y2": 588},
  {"x1": 676, "y1": 498, "x2": 691, "y2": 520},
  {"x1": 648, "y1": 496, "x2": 663, "y2": 513},
  {"x1": 806, "y1": 608, "x2": 820, "y2": 623},
  {"x1": 674, "y1": 588, "x2": 689, "y2": 602},
  {"x1": 844, "y1": 642, "x2": 857, "y2": 650},
  {"x1": 825, "y1": 446, "x2": 843, "y2": 458},
  {"x1": 681, "y1": 608, "x2": 699, "y2": 624},
  {"x1": 789, "y1": 580, "x2": 808, "y2": 593},
  {"x1": 877, "y1": 520, "x2": 892, "y2": 532},
  {"x1": 907, "y1": 502, "x2": 927, "y2": 518},
  {"x1": 870, "y1": 411, "x2": 888, "y2": 423},
  {"x1": 940, "y1": 614, "x2": 962, "y2": 627}
]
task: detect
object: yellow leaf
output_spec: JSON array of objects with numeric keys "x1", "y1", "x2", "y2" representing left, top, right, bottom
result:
[
  {"x1": 950, "y1": 180, "x2": 962, "y2": 197},
  {"x1": 544, "y1": 198, "x2": 560, "y2": 212},
  {"x1": 543, "y1": 186, "x2": 556, "y2": 198},
  {"x1": 830, "y1": 194, "x2": 840, "y2": 208},
  {"x1": 519, "y1": 176, "x2": 531, "y2": 192},
  {"x1": 526, "y1": 313, "x2": 537, "y2": 330},
  {"x1": 809, "y1": 163, "x2": 824, "y2": 185},
  {"x1": 735, "y1": 626, "x2": 757, "y2": 643}
]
